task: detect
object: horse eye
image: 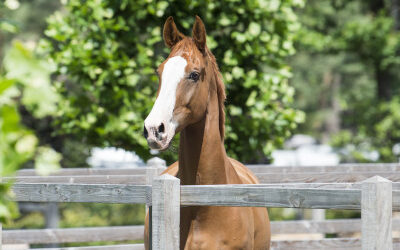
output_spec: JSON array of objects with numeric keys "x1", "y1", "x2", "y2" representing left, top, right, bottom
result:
[{"x1": 189, "y1": 72, "x2": 200, "y2": 81}]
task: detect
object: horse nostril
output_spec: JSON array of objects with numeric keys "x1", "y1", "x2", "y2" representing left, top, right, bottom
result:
[
  {"x1": 143, "y1": 125, "x2": 148, "y2": 139},
  {"x1": 158, "y1": 123, "x2": 165, "y2": 134}
]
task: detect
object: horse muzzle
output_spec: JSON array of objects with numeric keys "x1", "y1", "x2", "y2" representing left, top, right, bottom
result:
[{"x1": 143, "y1": 120, "x2": 176, "y2": 151}]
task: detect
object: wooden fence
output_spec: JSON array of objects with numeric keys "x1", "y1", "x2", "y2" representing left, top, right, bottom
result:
[{"x1": 2, "y1": 159, "x2": 400, "y2": 249}]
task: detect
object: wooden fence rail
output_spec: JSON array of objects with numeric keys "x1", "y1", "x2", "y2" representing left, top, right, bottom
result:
[
  {"x1": 5, "y1": 179, "x2": 397, "y2": 249},
  {"x1": 3, "y1": 226, "x2": 145, "y2": 244},
  {"x1": 12, "y1": 183, "x2": 150, "y2": 204},
  {"x1": 14, "y1": 163, "x2": 400, "y2": 177},
  {"x1": 8, "y1": 182, "x2": 400, "y2": 210},
  {"x1": 3, "y1": 160, "x2": 399, "y2": 249},
  {"x1": 5, "y1": 218, "x2": 400, "y2": 244},
  {"x1": 152, "y1": 175, "x2": 393, "y2": 250},
  {"x1": 37, "y1": 244, "x2": 145, "y2": 250},
  {"x1": 9, "y1": 171, "x2": 400, "y2": 184}
]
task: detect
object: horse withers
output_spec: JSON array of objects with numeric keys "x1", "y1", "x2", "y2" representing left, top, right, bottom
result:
[{"x1": 143, "y1": 16, "x2": 271, "y2": 250}]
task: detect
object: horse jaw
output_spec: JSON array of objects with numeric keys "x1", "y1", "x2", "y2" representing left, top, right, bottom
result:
[{"x1": 144, "y1": 56, "x2": 187, "y2": 151}]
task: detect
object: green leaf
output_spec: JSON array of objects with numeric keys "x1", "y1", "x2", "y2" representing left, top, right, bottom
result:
[
  {"x1": 0, "y1": 78, "x2": 15, "y2": 95},
  {"x1": 248, "y1": 22, "x2": 261, "y2": 36}
]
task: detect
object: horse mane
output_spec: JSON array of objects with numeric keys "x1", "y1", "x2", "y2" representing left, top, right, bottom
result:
[
  {"x1": 170, "y1": 38, "x2": 226, "y2": 141},
  {"x1": 205, "y1": 47, "x2": 226, "y2": 142}
]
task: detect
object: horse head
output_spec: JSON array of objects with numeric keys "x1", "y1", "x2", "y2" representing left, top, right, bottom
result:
[{"x1": 144, "y1": 16, "x2": 225, "y2": 151}]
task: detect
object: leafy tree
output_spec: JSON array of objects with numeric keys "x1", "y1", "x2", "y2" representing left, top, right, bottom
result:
[
  {"x1": 1, "y1": 0, "x2": 90, "y2": 170},
  {"x1": 44, "y1": 0, "x2": 304, "y2": 164},
  {"x1": 291, "y1": 0, "x2": 400, "y2": 162},
  {"x1": 0, "y1": 0, "x2": 61, "y2": 59},
  {"x1": 0, "y1": 0, "x2": 63, "y2": 223},
  {"x1": 0, "y1": 41, "x2": 61, "y2": 222}
]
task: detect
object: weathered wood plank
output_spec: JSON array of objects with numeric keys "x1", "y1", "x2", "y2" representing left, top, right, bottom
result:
[
  {"x1": 8, "y1": 172, "x2": 400, "y2": 185},
  {"x1": 271, "y1": 238, "x2": 400, "y2": 250},
  {"x1": 12, "y1": 184, "x2": 150, "y2": 204},
  {"x1": 248, "y1": 163, "x2": 400, "y2": 173},
  {"x1": 236, "y1": 183, "x2": 361, "y2": 189},
  {"x1": 36, "y1": 244, "x2": 145, "y2": 250},
  {"x1": 152, "y1": 174, "x2": 180, "y2": 250},
  {"x1": 15, "y1": 163, "x2": 400, "y2": 177},
  {"x1": 271, "y1": 238, "x2": 360, "y2": 250},
  {"x1": 9, "y1": 183, "x2": 400, "y2": 209},
  {"x1": 25, "y1": 239, "x2": 400, "y2": 250},
  {"x1": 361, "y1": 176, "x2": 392, "y2": 250},
  {"x1": 34, "y1": 239, "x2": 398, "y2": 250},
  {"x1": 5, "y1": 218, "x2": 400, "y2": 244},
  {"x1": 256, "y1": 171, "x2": 400, "y2": 183},
  {"x1": 271, "y1": 218, "x2": 400, "y2": 234},
  {"x1": 16, "y1": 168, "x2": 146, "y2": 177},
  {"x1": 4, "y1": 175, "x2": 146, "y2": 184},
  {"x1": 146, "y1": 158, "x2": 167, "y2": 213},
  {"x1": 145, "y1": 157, "x2": 167, "y2": 247},
  {"x1": 4, "y1": 219, "x2": 400, "y2": 246},
  {"x1": 180, "y1": 185, "x2": 362, "y2": 209},
  {"x1": 242, "y1": 182, "x2": 400, "y2": 190},
  {"x1": 3, "y1": 226, "x2": 145, "y2": 244},
  {"x1": 9, "y1": 172, "x2": 400, "y2": 185}
]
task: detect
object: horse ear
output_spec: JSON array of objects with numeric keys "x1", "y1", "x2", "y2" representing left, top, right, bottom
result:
[
  {"x1": 163, "y1": 16, "x2": 184, "y2": 48},
  {"x1": 192, "y1": 16, "x2": 206, "y2": 53}
]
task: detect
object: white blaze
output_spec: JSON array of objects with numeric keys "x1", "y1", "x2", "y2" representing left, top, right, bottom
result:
[{"x1": 145, "y1": 56, "x2": 187, "y2": 133}]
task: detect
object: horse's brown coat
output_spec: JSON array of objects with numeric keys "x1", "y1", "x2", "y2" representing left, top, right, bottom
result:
[{"x1": 145, "y1": 16, "x2": 271, "y2": 250}]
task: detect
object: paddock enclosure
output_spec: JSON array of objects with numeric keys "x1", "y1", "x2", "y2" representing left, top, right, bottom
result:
[{"x1": 1, "y1": 158, "x2": 400, "y2": 250}]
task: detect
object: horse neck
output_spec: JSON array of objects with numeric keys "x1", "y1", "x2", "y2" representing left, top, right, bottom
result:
[{"x1": 178, "y1": 84, "x2": 235, "y2": 185}]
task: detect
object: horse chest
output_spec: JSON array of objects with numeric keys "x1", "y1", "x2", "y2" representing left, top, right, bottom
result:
[{"x1": 183, "y1": 207, "x2": 254, "y2": 250}]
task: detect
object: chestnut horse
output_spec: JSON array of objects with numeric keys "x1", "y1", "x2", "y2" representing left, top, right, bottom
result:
[{"x1": 144, "y1": 16, "x2": 271, "y2": 250}]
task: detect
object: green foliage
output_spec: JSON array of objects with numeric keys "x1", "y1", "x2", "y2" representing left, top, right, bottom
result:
[
  {"x1": 4, "y1": 211, "x2": 45, "y2": 229},
  {"x1": 4, "y1": 203, "x2": 145, "y2": 247},
  {"x1": 291, "y1": 0, "x2": 400, "y2": 162},
  {"x1": 44, "y1": 0, "x2": 304, "y2": 163},
  {"x1": 59, "y1": 203, "x2": 145, "y2": 227},
  {"x1": 0, "y1": 40, "x2": 61, "y2": 222},
  {"x1": 331, "y1": 98, "x2": 400, "y2": 162},
  {"x1": 268, "y1": 208, "x2": 297, "y2": 221}
]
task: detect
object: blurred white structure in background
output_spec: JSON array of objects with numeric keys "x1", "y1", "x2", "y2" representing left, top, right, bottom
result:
[
  {"x1": 272, "y1": 134, "x2": 340, "y2": 166},
  {"x1": 87, "y1": 147, "x2": 144, "y2": 168}
]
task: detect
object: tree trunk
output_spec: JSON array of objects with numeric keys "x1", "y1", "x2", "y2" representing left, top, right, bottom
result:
[
  {"x1": 327, "y1": 73, "x2": 341, "y2": 135},
  {"x1": 376, "y1": 67, "x2": 393, "y2": 101},
  {"x1": 392, "y1": 0, "x2": 400, "y2": 30}
]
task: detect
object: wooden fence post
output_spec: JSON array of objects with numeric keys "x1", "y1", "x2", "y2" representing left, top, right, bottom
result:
[
  {"x1": 44, "y1": 202, "x2": 60, "y2": 248},
  {"x1": 146, "y1": 157, "x2": 167, "y2": 250},
  {"x1": 152, "y1": 174, "x2": 180, "y2": 250},
  {"x1": 146, "y1": 157, "x2": 167, "y2": 217},
  {"x1": 361, "y1": 176, "x2": 392, "y2": 250},
  {"x1": 146, "y1": 158, "x2": 167, "y2": 210}
]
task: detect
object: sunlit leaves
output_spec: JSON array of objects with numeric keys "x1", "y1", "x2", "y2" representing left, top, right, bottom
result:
[
  {"x1": 4, "y1": 41, "x2": 59, "y2": 118},
  {"x1": 0, "y1": 41, "x2": 61, "y2": 221},
  {"x1": 34, "y1": 147, "x2": 62, "y2": 176}
]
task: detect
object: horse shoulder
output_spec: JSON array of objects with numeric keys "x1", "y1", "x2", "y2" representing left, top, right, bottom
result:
[
  {"x1": 229, "y1": 157, "x2": 260, "y2": 184},
  {"x1": 161, "y1": 161, "x2": 179, "y2": 176},
  {"x1": 229, "y1": 157, "x2": 271, "y2": 249}
]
